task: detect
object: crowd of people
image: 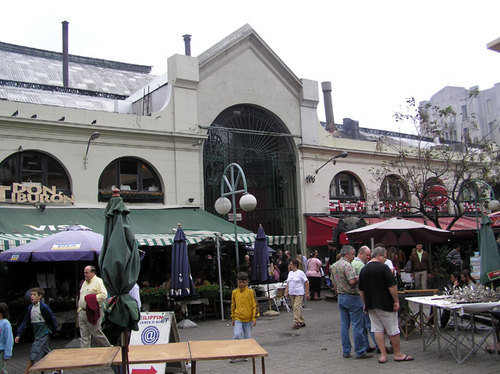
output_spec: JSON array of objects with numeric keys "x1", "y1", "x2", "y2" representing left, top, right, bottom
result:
[
  {"x1": 265, "y1": 238, "x2": 500, "y2": 363},
  {"x1": 1, "y1": 238, "x2": 499, "y2": 371}
]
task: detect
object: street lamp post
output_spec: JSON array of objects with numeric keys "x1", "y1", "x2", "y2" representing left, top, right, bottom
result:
[{"x1": 214, "y1": 163, "x2": 257, "y2": 270}]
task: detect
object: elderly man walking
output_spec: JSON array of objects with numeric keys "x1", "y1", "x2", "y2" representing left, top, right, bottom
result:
[
  {"x1": 331, "y1": 245, "x2": 372, "y2": 359},
  {"x1": 359, "y1": 246, "x2": 414, "y2": 364},
  {"x1": 77, "y1": 265, "x2": 112, "y2": 348}
]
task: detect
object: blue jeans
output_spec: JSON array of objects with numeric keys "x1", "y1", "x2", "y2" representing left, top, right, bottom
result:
[
  {"x1": 233, "y1": 320, "x2": 252, "y2": 340},
  {"x1": 338, "y1": 294, "x2": 367, "y2": 357}
]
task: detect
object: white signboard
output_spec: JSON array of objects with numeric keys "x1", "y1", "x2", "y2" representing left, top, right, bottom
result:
[{"x1": 129, "y1": 312, "x2": 173, "y2": 374}]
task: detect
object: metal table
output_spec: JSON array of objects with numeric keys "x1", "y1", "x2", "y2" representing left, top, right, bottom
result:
[{"x1": 407, "y1": 296, "x2": 500, "y2": 364}]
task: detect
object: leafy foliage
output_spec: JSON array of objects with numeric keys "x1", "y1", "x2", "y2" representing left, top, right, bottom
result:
[{"x1": 139, "y1": 286, "x2": 168, "y2": 298}]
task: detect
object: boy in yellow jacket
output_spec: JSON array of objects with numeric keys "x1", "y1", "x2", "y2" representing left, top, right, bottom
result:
[{"x1": 231, "y1": 272, "x2": 259, "y2": 345}]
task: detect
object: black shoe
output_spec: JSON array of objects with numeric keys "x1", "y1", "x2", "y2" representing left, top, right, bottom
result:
[
  {"x1": 356, "y1": 353, "x2": 374, "y2": 359},
  {"x1": 366, "y1": 346, "x2": 376, "y2": 353}
]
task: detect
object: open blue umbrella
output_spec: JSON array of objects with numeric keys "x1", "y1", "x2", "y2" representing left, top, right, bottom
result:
[
  {"x1": 169, "y1": 224, "x2": 194, "y2": 299},
  {"x1": 479, "y1": 214, "x2": 500, "y2": 285}
]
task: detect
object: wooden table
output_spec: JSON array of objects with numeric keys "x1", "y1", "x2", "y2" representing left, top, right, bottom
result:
[
  {"x1": 29, "y1": 346, "x2": 120, "y2": 372},
  {"x1": 29, "y1": 339, "x2": 268, "y2": 373},
  {"x1": 113, "y1": 342, "x2": 191, "y2": 365},
  {"x1": 188, "y1": 338, "x2": 268, "y2": 374}
]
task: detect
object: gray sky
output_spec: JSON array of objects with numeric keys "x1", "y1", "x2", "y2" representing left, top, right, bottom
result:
[{"x1": 2, "y1": 0, "x2": 499, "y2": 133}]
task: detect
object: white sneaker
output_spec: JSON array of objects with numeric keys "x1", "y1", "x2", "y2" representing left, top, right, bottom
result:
[{"x1": 229, "y1": 359, "x2": 237, "y2": 363}]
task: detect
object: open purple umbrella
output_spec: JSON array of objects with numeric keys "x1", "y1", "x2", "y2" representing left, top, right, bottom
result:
[{"x1": 0, "y1": 225, "x2": 103, "y2": 262}]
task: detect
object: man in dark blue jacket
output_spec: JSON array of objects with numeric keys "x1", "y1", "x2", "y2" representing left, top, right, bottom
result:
[{"x1": 15, "y1": 287, "x2": 57, "y2": 374}]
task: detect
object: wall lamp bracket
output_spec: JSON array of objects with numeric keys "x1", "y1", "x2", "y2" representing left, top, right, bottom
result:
[
  {"x1": 314, "y1": 151, "x2": 348, "y2": 174},
  {"x1": 83, "y1": 131, "x2": 101, "y2": 169}
]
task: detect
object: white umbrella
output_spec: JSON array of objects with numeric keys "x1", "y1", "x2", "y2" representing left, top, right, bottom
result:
[{"x1": 346, "y1": 218, "x2": 450, "y2": 246}]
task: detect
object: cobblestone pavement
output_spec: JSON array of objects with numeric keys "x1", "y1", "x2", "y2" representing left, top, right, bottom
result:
[{"x1": 6, "y1": 297, "x2": 500, "y2": 373}]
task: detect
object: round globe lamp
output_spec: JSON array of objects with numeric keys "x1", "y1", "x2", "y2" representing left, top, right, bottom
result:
[
  {"x1": 488, "y1": 199, "x2": 500, "y2": 212},
  {"x1": 214, "y1": 197, "x2": 232, "y2": 215},
  {"x1": 240, "y1": 193, "x2": 257, "y2": 212}
]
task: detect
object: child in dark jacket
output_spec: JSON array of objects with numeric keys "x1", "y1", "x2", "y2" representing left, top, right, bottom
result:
[{"x1": 15, "y1": 287, "x2": 57, "y2": 374}]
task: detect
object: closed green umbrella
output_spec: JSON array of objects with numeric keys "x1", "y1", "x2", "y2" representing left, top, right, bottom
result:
[
  {"x1": 479, "y1": 214, "x2": 500, "y2": 285},
  {"x1": 98, "y1": 189, "x2": 141, "y2": 373}
]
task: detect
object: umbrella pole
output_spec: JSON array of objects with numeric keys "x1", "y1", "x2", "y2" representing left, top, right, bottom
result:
[
  {"x1": 266, "y1": 282, "x2": 272, "y2": 311},
  {"x1": 262, "y1": 244, "x2": 279, "y2": 317},
  {"x1": 121, "y1": 330, "x2": 129, "y2": 374},
  {"x1": 216, "y1": 236, "x2": 224, "y2": 320}
]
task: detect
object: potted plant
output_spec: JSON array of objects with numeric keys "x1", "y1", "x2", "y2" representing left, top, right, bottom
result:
[
  {"x1": 139, "y1": 286, "x2": 168, "y2": 304},
  {"x1": 197, "y1": 284, "x2": 220, "y2": 299},
  {"x1": 430, "y1": 245, "x2": 454, "y2": 291}
]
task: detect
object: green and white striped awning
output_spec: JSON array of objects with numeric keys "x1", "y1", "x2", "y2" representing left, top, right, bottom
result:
[
  {"x1": 135, "y1": 234, "x2": 208, "y2": 247},
  {"x1": 218, "y1": 234, "x2": 298, "y2": 245},
  {"x1": 219, "y1": 233, "x2": 257, "y2": 244},
  {"x1": 267, "y1": 235, "x2": 298, "y2": 245},
  {"x1": 0, "y1": 233, "x2": 49, "y2": 251}
]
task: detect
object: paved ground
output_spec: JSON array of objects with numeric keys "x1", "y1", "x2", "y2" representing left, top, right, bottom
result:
[{"x1": 6, "y1": 297, "x2": 500, "y2": 373}]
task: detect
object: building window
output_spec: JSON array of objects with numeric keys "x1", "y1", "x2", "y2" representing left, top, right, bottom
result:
[
  {"x1": 330, "y1": 172, "x2": 364, "y2": 200},
  {"x1": 0, "y1": 151, "x2": 71, "y2": 200},
  {"x1": 98, "y1": 158, "x2": 162, "y2": 203},
  {"x1": 461, "y1": 105, "x2": 468, "y2": 120},
  {"x1": 378, "y1": 175, "x2": 410, "y2": 214},
  {"x1": 329, "y1": 172, "x2": 366, "y2": 214},
  {"x1": 379, "y1": 175, "x2": 408, "y2": 201},
  {"x1": 487, "y1": 99, "x2": 492, "y2": 117}
]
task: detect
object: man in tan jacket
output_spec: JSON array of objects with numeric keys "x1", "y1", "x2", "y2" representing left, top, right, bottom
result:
[{"x1": 78, "y1": 265, "x2": 111, "y2": 348}]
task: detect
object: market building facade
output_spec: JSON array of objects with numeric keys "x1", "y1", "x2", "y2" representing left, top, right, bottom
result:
[{"x1": 0, "y1": 24, "x2": 492, "y2": 260}]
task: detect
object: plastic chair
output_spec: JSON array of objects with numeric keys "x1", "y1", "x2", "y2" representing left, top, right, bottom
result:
[{"x1": 273, "y1": 287, "x2": 290, "y2": 312}]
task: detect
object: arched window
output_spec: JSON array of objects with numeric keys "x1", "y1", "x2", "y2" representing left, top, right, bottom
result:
[
  {"x1": 329, "y1": 172, "x2": 366, "y2": 213},
  {"x1": 98, "y1": 158, "x2": 162, "y2": 203},
  {"x1": 203, "y1": 104, "x2": 297, "y2": 236},
  {"x1": 330, "y1": 172, "x2": 364, "y2": 200},
  {"x1": 378, "y1": 175, "x2": 410, "y2": 214},
  {"x1": 379, "y1": 175, "x2": 408, "y2": 201},
  {"x1": 0, "y1": 151, "x2": 71, "y2": 201}
]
